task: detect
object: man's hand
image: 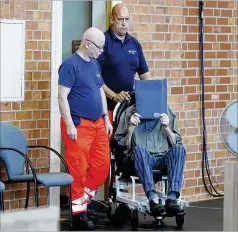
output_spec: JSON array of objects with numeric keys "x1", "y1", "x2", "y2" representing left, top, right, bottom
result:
[
  {"x1": 67, "y1": 126, "x2": 77, "y2": 141},
  {"x1": 113, "y1": 91, "x2": 131, "y2": 103},
  {"x1": 104, "y1": 116, "x2": 113, "y2": 137},
  {"x1": 160, "y1": 113, "x2": 169, "y2": 127},
  {"x1": 129, "y1": 113, "x2": 141, "y2": 127}
]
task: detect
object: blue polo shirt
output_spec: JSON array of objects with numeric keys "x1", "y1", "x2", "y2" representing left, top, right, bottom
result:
[
  {"x1": 97, "y1": 28, "x2": 149, "y2": 110},
  {"x1": 58, "y1": 53, "x2": 104, "y2": 126}
]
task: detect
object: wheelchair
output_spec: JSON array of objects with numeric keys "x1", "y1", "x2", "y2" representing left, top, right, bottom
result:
[{"x1": 106, "y1": 91, "x2": 189, "y2": 230}]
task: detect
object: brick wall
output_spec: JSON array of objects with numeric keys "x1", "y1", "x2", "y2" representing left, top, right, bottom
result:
[
  {"x1": 0, "y1": 0, "x2": 237, "y2": 209},
  {"x1": 124, "y1": 0, "x2": 237, "y2": 201},
  {"x1": 0, "y1": 0, "x2": 52, "y2": 209}
]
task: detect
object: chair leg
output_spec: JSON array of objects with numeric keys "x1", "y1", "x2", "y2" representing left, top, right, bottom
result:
[
  {"x1": 25, "y1": 182, "x2": 30, "y2": 209},
  {"x1": 33, "y1": 182, "x2": 39, "y2": 207},
  {"x1": 68, "y1": 185, "x2": 73, "y2": 230},
  {"x1": 0, "y1": 192, "x2": 4, "y2": 211}
]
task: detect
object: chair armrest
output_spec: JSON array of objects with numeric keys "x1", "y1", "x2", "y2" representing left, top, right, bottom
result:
[
  {"x1": 0, "y1": 147, "x2": 38, "y2": 185},
  {"x1": 28, "y1": 146, "x2": 70, "y2": 174}
]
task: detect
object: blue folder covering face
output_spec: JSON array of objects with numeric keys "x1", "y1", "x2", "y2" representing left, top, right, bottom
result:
[{"x1": 135, "y1": 79, "x2": 168, "y2": 119}]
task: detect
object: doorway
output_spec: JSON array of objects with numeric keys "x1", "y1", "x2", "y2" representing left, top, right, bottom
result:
[{"x1": 60, "y1": 0, "x2": 92, "y2": 205}]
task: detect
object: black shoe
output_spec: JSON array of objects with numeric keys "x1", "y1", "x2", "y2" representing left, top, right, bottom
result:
[
  {"x1": 165, "y1": 199, "x2": 184, "y2": 216},
  {"x1": 73, "y1": 214, "x2": 95, "y2": 230},
  {"x1": 149, "y1": 199, "x2": 165, "y2": 216},
  {"x1": 88, "y1": 209, "x2": 98, "y2": 222}
]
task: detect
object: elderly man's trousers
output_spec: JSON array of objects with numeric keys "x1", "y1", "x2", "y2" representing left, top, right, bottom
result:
[
  {"x1": 132, "y1": 144, "x2": 186, "y2": 198},
  {"x1": 61, "y1": 117, "x2": 110, "y2": 215}
]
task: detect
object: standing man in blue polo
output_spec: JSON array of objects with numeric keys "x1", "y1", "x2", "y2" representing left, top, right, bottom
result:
[{"x1": 97, "y1": 3, "x2": 151, "y2": 122}]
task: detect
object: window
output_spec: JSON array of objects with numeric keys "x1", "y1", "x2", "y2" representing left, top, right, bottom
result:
[{"x1": 0, "y1": 20, "x2": 25, "y2": 102}]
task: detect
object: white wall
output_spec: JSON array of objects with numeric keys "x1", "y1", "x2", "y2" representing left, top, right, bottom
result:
[
  {"x1": 0, "y1": 20, "x2": 25, "y2": 102},
  {"x1": 62, "y1": 1, "x2": 92, "y2": 61}
]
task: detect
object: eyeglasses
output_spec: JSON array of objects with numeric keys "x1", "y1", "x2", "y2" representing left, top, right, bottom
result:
[{"x1": 86, "y1": 39, "x2": 104, "y2": 50}]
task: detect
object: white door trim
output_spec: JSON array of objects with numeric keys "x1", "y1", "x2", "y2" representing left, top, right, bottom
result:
[{"x1": 50, "y1": 0, "x2": 63, "y2": 207}]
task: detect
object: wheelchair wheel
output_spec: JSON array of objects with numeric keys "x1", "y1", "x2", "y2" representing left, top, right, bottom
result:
[
  {"x1": 175, "y1": 214, "x2": 184, "y2": 229},
  {"x1": 131, "y1": 208, "x2": 139, "y2": 230},
  {"x1": 107, "y1": 204, "x2": 114, "y2": 222},
  {"x1": 111, "y1": 203, "x2": 131, "y2": 226}
]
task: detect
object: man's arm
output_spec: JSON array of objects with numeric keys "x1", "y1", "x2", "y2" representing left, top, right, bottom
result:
[
  {"x1": 160, "y1": 113, "x2": 176, "y2": 146},
  {"x1": 139, "y1": 71, "x2": 151, "y2": 80},
  {"x1": 124, "y1": 125, "x2": 136, "y2": 150},
  {"x1": 163, "y1": 126, "x2": 176, "y2": 146},
  {"x1": 100, "y1": 87, "x2": 113, "y2": 136},
  {"x1": 58, "y1": 84, "x2": 77, "y2": 140},
  {"x1": 102, "y1": 84, "x2": 116, "y2": 101},
  {"x1": 102, "y1": 84, "x2": 130, "y2": 103},
  {"x1": 124, "y1": 112, "x2": 141, "y2": 150}
]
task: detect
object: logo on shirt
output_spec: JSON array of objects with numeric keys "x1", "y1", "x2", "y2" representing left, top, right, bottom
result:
[
  {"x1": 96, "y1": 73, "x2": 101, "y2": 78},
  {"x1": 128, "y1": 50, "x2": 136, "y2": 54}
]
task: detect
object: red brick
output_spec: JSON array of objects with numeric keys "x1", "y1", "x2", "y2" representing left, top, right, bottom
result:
[
  {"x1": 205, "y1": 35, "x2": 216, "y2": 42},
  {"x1": 0, "y1": 112, "x2": 15, "y2": 121},
  {"x1": 219, "y1": 77, "x2": 230, "y2": 84},
  {"x1": 216, "y1": 85, "x2": 227, "y2": 92},
  {"x1": 205, "y1": 1, "x2": 217, "y2": 8},
  {"x1": 187, "y1": 78, "x2": 199, "y2": 85},
  {"x1": 185, "y1": 17, "x2": 198, "y2": 24},
  {"x1": 187, "y1": 43, "x2": 199, "y2": 50},
  {"x1": 135, "y1": 5, "x2": 148, "y2": 14},
  {"x1": 218, "y1": 1, "x2": 229, "y2": 8},
  {"x1": 186, "y1": 1, "x2": 198, "y2": 7},
  {"x1": 217, "y1": 18, "x2": 229, "y2": 25},
  {"x1": 204, "y1": 86, "x2": 215, "y2": 92},
  {"x1": 0, "y1": 103, "x2": 11, "y2": 111},
  {"x1": 188, "y1": 95, "x2": 199, "y2": 102},
  {"x1": 215, "y1": 102, "x2": 226, "y2": 108},
  {"x1": 185, "y1": 34, "x2": 198, "y2": 41},
  {"x1": 204, "y1": 43, "x2": 213, "y2": 50},
  {"x1": 217, "y1": 69, "x2": 227, "y2": 76},
  {"x1": 219, "y1": 94, "x2": 230, "y2": 100},
  {"x1": 220, "y1": 43, "x2": 231, "y2": 50},
  {"x1": 204, "y1": 102, "x2": 215, "y2": 109},
  {"x1": 204, "y1": 18, "x2": 216, "y2": 25},
  {"x1": 171, "y1": 87, "x2": 183, "y2": 94},
  {"x1": 185, "y1": 179, "x2": 197, "y2": 187},
  {"x1": 221, "y1": 26, "x2": 231, "y2": 33}
]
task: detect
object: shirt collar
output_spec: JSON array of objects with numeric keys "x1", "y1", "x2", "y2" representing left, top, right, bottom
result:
[{"x1": 108, "y1": 27, "x2": 131, "y2": 42}]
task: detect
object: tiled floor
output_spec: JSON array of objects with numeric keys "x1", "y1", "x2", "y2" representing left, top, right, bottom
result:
[{"x1": 60, "y1": 198, "x2": 223, "y2": 231}]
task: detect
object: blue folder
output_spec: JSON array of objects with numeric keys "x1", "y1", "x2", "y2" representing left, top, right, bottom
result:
[{"x1": 135, "y1": 79, "x2": 168, "y2": 119}]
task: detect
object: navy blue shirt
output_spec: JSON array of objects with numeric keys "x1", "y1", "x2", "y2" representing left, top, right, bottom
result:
[
  {"x1": 58, "y1": 53, "x2": 104, "y2": 126},
  {"x1": 97, "y1": 28, "x2": 149, "y2": 110}
]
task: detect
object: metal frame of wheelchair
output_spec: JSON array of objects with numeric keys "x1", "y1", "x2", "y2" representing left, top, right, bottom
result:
[{"x1": 107, "y1": 158, "x2": 189, "y2": 230}]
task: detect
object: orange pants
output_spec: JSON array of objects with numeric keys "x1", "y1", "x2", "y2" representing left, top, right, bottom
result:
[{"x1": 61, "y1": 117, "x2": 110, "y2": 215}]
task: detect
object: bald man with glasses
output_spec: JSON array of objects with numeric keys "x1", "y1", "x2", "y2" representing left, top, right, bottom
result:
[{"x1": 58, "y1": 27, "x2": 112, "y2": 230}]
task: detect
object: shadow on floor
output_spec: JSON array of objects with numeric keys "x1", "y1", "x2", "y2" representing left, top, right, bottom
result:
[{"x1": 60, "y1": 198, "x2": 223, "y2": 231}]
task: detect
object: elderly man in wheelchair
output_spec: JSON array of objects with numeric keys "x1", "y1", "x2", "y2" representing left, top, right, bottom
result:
[{"x1": 114, "y1": 104, "x2": 186, "y2": 220}]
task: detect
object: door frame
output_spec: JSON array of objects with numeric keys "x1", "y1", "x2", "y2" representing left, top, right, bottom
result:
[{"x1": 50, "y1": 0, "x2": 63, "y2": 206}]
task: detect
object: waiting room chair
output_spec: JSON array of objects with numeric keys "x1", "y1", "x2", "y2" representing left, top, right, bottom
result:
[
  {"x1": 0, "y1": 122, "x2": 74, "y2": 229},
  {"x1": 0, "y1": 181, "x2": 5, "y2": 211}
]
